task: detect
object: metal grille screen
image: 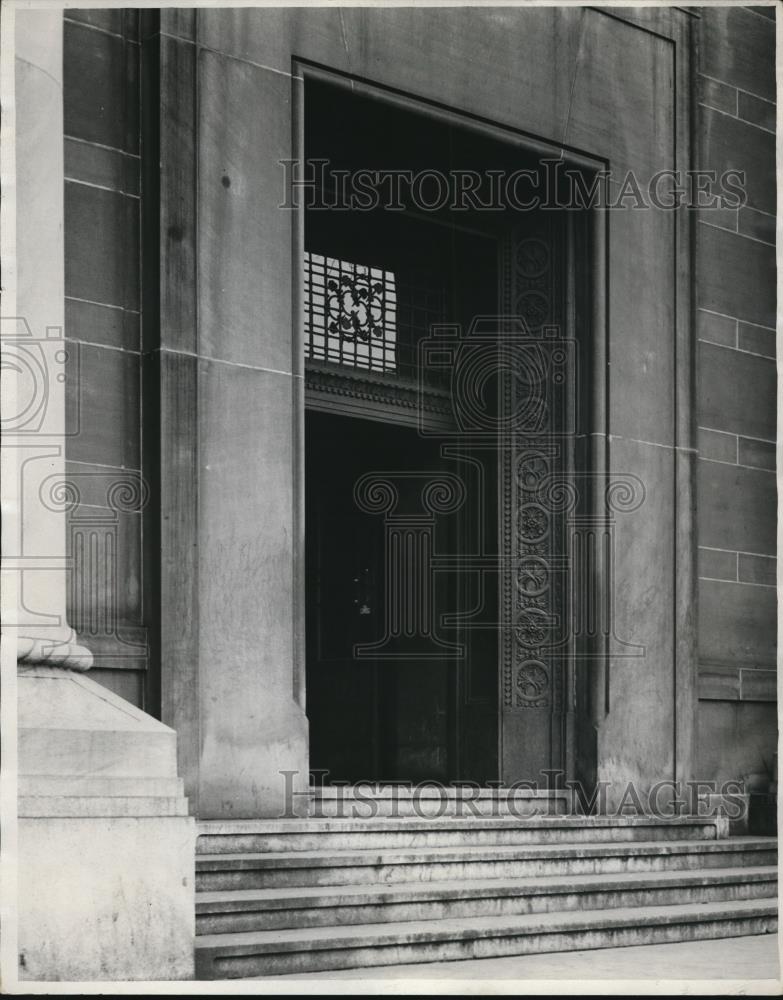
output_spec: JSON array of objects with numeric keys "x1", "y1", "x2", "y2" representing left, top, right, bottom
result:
[{"x1": 304, "y1": 251, "x2": 446, "y2": 381}]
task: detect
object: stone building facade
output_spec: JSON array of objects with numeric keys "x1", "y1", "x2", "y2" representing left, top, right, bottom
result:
[{"x1": 9, "y1": 3, "x2": 777, "y2": 982}]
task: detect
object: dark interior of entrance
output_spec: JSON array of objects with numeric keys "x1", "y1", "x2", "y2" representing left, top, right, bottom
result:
[
  {"x1": 303, "y1": 78, "x2": 587, "y2": 787},
  {"x1": 306, "y1": 413, "x2": 498, "y2": 783}
]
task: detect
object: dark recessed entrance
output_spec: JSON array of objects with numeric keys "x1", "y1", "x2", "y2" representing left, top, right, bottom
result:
[
  {"x1": 302, "y1": 76, "x2": 588, "y2": 788},
  {"x1": 305, "y1": 412, "x2": 498, "y2": 783}
]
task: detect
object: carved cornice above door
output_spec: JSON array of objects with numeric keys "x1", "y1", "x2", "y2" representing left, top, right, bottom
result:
[{"x1": 304, "y1": 361, "x2": 456, "y2": 432}]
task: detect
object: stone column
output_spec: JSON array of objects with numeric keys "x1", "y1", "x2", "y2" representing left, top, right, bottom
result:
[{"x1": 3, "y1": 8, "x2": 91, "y2": 670}]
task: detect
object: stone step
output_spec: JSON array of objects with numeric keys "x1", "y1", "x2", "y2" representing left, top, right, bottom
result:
[
  {"x1": 196, "y1": 815, "x2": 723, "y2": 854},
  {"x1": 194, "y1": 897, "x2": 778, "y2": 978},
  {"x1": 308, "y1": 786, "x2": 570, "y2": 818},
  {"x1": 195, "y1": 837, "x2": 776, "y2": 891},
  {"x1": 195, "y1": 865, "x2": 777, "y2": 934}
]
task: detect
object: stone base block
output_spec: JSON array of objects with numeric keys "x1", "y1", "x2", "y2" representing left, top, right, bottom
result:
[
  {"x1": 17, "y1": 666, "x2": 195, "y2": 981},
  {"x1": 19, "y1": 814, "x2": 195, "y2": 981}
]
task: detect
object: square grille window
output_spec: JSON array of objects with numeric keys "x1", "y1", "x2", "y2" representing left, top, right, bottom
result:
[
  {"x1": 304, "y1": 251, "x2": 447, "y2": 383},
  {"x1": 304, "y1": 252, "x2": 397, "y2": 372}
]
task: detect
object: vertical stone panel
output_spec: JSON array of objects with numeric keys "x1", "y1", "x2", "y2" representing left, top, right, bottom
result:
[
  {"x1": 599, "y1": 436, "x2": 676, "y2": 801},
  {"x1": 197, "y1": 50, "x2": 294, "y2": 372},
  {"x1": 197, "y1": 362, "x2": 307, "y2": 817},
  {"x1": 606, "y1": 194, "x2": 676, "y2": 446}
]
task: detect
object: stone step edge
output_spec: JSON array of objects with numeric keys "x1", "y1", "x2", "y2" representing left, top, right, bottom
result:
[
  {"x1": 196, "y1": 815, "x2": 723, "y2": 837},
  {"x1": 195, "y1": 864, "x2": 778, "y2": 912},
  {"x1": 194, "y1": 898, "x2": 778, "y2": 954},
  {"x1": 196, "y1": 837, "x2": 777, "y2": 870}
]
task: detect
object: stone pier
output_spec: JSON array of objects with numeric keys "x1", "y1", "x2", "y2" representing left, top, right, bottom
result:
[{"x1": 6, "y1": 9, "x2": 194, "y2": 981}]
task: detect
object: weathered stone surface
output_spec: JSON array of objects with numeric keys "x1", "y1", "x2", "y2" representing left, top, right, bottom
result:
[
  {"x1": 698, "y1": 663, "x2": 742, "y2": 702},
  {"x1": 196, "y1": 869, "x2": 773, "y2": 935},
  {"x1": 192, "y1": 804, "x2": 775, "y2": 976},
  {"x1": 64, "y1": 136, "x2": 139, "y2": 195},
  {"x1": 700, "y1": 6, "x2": 776, "y2": 101},
  {"x1": 697, "y1": 699, "x2": 778, "y2": 781},
  {"x1": 65, "y1": 8, "x2": 139, "y2": 41},
  {"x1": 196, "y1": 839, "x2": 775, "y2": 892},
  {"x1": 20, "y1": 815, "x2": 194, "y2": 980},
  {"x1": 738, "y1": 207, "x2": 775, "y2": 244},
  {"x1": 697, "y1": 224, "x2": 776, "y2": 328},
  {"x1": 698, "y1": 428, "x2": 737, "y2": 463},
  {"x1": 697, "y1": 461, "x2": 776, "y2": 554},
  {"x1": 64, "y1": 340, "x2": 140, "y2": 468},
  {"x1": 196, "y1": 360, "x2": 308, "y2": 818},
  {"x1": 199, "y1": 7, "x2": 579, "y2": 147},
  {"x1": 740, "y1": 668, "x2": 777, "y2": 702},
  {"x1": 17, "y1": 668, "x2": 194, "y2": 980},
  {"x1": 193, "y1": 896, "x2": 777, "y2": 977},
  {"x1": 195, "y1": 814, "x2": 724, "y2": 852},
  {"x1": 698, "y1": 75, "x2": 737, "y2": 115},
  {"x1": 197, "y1": 51, "x2": 294, "y2": 372},
  {"x1": 697, "y1": 309, "x2": 736, "y2": 348},
  {"x1": 607, "y1": 197, "x2": 675, "y2": 446},
  {"x1": 65, "y1": 295, "x2": 139, "y2": 352},
  {"x1": 700, "y1": 107, "x2": 775, "y2": 214},
  {"x1": 63, "y1": 18, "x2": 139, "y2": 153},
  {"x1": 698, "y1": 547, "x2": 737, "y2": 582},
  {"x1": 697, "y1": 341, "x2": 776, "y2": 440},
  {"x1": 596, "y1": 437, "x2": 677, "y2": 802},
  {"x1": 160, "y1": 7, "x2": 197, "y2": 40},
  {"x1": 64, "y1": 181, "x2": 139, "y2": 310},
  {"x1": 71, "y1": 666, "x2": 143, "y2": 705},
  {"x1": 738, "y1": 91, "x2": 776, "y2": 132},
  {"x1": 738, "y1": 553, "x2": 776, "y2": 587},
  {"x1": 738, "y1": 436, "x2": 776, "y2": 470},
  {"x1": 738, "y1": 322, "x2": 776, "y2": 359},
  {"x1": 698, "y1": 579, "x2": 776, "y2": 666}
]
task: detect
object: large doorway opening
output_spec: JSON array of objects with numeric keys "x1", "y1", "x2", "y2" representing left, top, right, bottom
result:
[
  {"x1": 301, "y1": 75, "x2": 588, "y2": 787},
  {"x1": 305, "y1": 412, "x2": 498, "y2": 783}
]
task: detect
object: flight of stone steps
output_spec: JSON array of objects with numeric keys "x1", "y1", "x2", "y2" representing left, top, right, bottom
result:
[{"x1": 194, "y1": 788, "x2": 778, "y2": 978}]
